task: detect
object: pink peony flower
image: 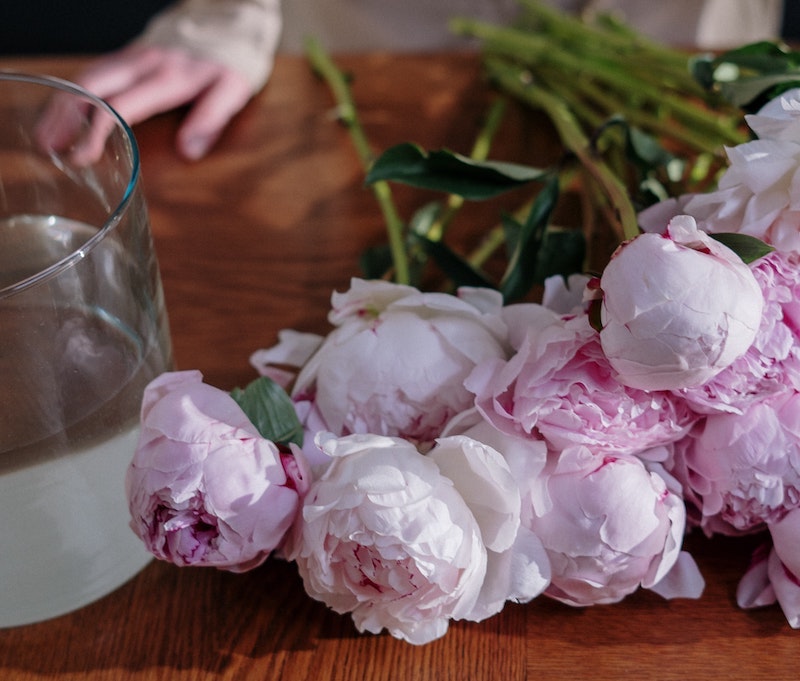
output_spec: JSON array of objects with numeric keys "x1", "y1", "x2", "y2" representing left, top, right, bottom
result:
[
  {"x1": 682, "y1": 143, "x2": 800, "y2": 253},
  {"x1": 466, "y1": 312, "x2": 695, "y2": 454},
  {"x1": 447, "y1": 413, "x2": 704, "y2": 606},
  {"x1": 498, "y1": 301, "x2": 561, "y2": 352},
  {"x1": 126, "y1": 370, "x2": 309, "y2": 572},
  {"x1": 251, "y1": 278, "x2": 510, "y2": 458},
  {"x1": 737, "y1": 511, "x2": 800, "y2": 630},
  {"x1": 637, "y1": 194, "x2": 694, "y2": 234},
  {"x1": 766, "y1": 507, "x2": 800, "y2": 627},
  {"x1": 599, "y1": 215, "x2": 763, "y2": 391},
  {"x1": 736, "y1": 541, "x2": 778, "y2": 612},
  {"x1": 755, "y1": 547, "x2": 800, "y2": 629},
  {"x1": 677, "y1": 249, "x2": 800, "y2": 414},
  {"x1": 285, "y1": 431, "x2": 550, "y2": 644},
  {"x1": 541, "y1": 273, "x2": 592, "y2": 315},
  {"x1": 772, "y1": 502, "x2": 800, "y2": 580},
  {"x1": 509, "y1": 444, "x2": 699, "y2": 606},
  {"x1": 670, "y1": 393, "x2": 800, "y2": 536}
]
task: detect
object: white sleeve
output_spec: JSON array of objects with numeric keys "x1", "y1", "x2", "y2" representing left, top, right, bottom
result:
[
  {"x1": 135, "y1": 0, "x2": 283, "y2": 92},
  {"x1": 582, "y1": 0, "x2": 782, "y2": 48},
  {"x1": 695, "y1": 0, "x2": 783, "y2": 49}
]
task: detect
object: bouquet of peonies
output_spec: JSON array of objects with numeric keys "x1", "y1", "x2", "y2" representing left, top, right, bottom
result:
[{"x1": 125, "y1": 7, "x2": 800, "y2": 645}]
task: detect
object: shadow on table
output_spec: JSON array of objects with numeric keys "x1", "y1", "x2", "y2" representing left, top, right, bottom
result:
[
  {"x1": 0, "y1": 531, "x2": 791, "y2": 679},
  {"x1": 0, "y1": 557, "x2": 326, "y2": 676}
]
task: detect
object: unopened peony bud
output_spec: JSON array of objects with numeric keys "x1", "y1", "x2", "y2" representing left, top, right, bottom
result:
[{"x1": 599, "y1": 216, "x2": 763, "y2": 391}]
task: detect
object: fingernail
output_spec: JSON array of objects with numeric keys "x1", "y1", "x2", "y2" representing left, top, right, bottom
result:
[{"x1": 181, "y1": 135, "x2": 211, "y2": 160}]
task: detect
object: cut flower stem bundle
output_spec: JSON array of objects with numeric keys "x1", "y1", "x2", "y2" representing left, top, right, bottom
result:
[
  {"x1": 451, "y1": 0, "x2": 747, "y2": 151},
  {"x1": 449, "y1": 0, "x2": 751, "y2": 263},
  {"x1": 309, "y1": 1, "x2": 758, "y2": 296}
]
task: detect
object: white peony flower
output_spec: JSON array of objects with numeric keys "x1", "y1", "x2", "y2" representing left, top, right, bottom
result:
[
  {"x1": 286, "y1": 431, "x2": 549, "y2": 644},
  {"x1": 252, "y1": 278, "x2": 510, "y2": 465},
  {"x1": 639, "y1": 90, "x2": 800, "y2": 254}
]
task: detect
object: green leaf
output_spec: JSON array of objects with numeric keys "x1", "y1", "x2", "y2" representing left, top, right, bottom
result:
[
  {"x1": 409, "y1": 201, "x2": 444, "y2": 236},
  {"x1": 230, "y1": 376, "x2": 304, "y2": 446},
  {"x1": 591, "y1": 116, "x2": 682, "y2": 211},
  {"x1": 500, "y1": 176, "x2": 559, "y2": 302},
  {"x1": 712, "y1": 41, "x2": 800, "y2": 72},
  {"x1": 594, "y1": 116, "x2": 675, "y2": 170},
  {"x1": 414, "y1": 234, "x2": 496, "y2": 290},
  {"x1": 625, "y1": 125, "x2": 677, "y2": 170},
  {"x1": 691, "y1": 41, "x2": 800, "y2": 109},
  {"x1": 720, "y1": 74, "x2": 800, "y2": 108},
  {"x1": 359, "y1": 243, "x2": 393, "y2": 279},
  {"x1": 709, "y1": 232, "x2": 774, "y2": 263},
  {"x1": 532, "y1": 227, "x2": 586, "y2": 284},
  {"x1": 690, "y1": 55, "x2": 716, "y2": 91},
  {"x1": 501, "y1": 214, "x2": 522, "y2": 259},
  {"x1": 691, "y1": 42, "x2": 798, "y2": 86},
  {"x1": 365, "y1": 142, "x2": 547, "y2": 200}
]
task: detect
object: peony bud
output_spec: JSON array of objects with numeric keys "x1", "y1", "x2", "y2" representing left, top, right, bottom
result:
[{"x1": 599, "y1": 216, "x2": 763, "y2": 391}]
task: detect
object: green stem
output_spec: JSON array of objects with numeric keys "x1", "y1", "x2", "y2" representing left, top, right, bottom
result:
[
  {"x1": 451, "y1": 17, "x2": 745, "y2": 147},
  {"x1": 537, "y1": 64, "x2": 737, "y2": 154},
  {"x1": 304, "y1": 37, "x2": 410, "y2": 285},
  {"x1": 426, "y1": 96, "x2": 508, "y2": 241},
  {"x1": 484, "y1": 56, "x2": 639, "y2": 241},
  {"x1": 470, "y1": 95, "x2": 509, "y2": 160},
  {"x1": 518, "y1": 0, "x2": 699, "y2": 82},
  {"x1": 530, "y1": 68, "x2": 607, "y2": 129},
  {"x1": 467, "y1": 201, "x2": 531, "y2": 269},
  {"x1": 468, "y1": 224, "x2": 507, "y2": 269}
]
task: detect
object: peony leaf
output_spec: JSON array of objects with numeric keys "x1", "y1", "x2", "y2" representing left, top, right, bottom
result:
[
  {"x1": 359, "y1": 243, "x2": 393, "y2": 280},
  {"x1": 593, "y1": 116, "x2": 682, "y2": 209},
  {"x1": 230, "y1": 376, "x2": 304, "y2": 446},
  {"x1": 720, "y1": 74, "x2": 800, "y2": 109},
  {"x1": 500, "y1": 176, "x2": 560, "y2": 301},
  {"x1": 414, "y1": 234, "x2": 496, "y2": 290},
  {"x1": 709, "y1": 232, "x2": 774, "y2": 263},
  {"x1": 409, "y1": 200, "x2": 444, "y2": 236},
  {"x1": 597, "y1": 115, "x2": 676, "y2": 170},
  {"x1": 365, "y1": 142, "x2": 547, "y2": 199},
  {"x1": 533, "y1": 227, "x2": 586, "y2": 284},
  {"x1": 691, "y1": 41, "x2": 800, "y2": 109}
]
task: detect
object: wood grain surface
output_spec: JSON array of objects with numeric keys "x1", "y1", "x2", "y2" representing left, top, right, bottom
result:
[{"x1": 0, "y1": 53, "x2": 795, "y2": 681}]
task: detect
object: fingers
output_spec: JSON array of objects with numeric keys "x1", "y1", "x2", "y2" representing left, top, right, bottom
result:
[
  {"x1": 69, "y1": 109, "x2": 119, "y2": 167},
  {"x1": 35, "y1": 92, "x2": 91, "y2": 154},
  {"x1": 73, "y1": 45, "x2": 166, "y2": 102},
  {"x1": 38, "y1": 46, "x2": 256, "y2": 163},
  {"x1": 80, "y1": 47, "x2": 254, "y2": 159},
  {"x1": 175, "y1": 71, "x2": 252, "y2": 160},
  {"x1": 33, "y1": 47, "x2": 161, "y2": 165},
  {"x1": 35, "y1": 89, "x2": 117, "y2": 167},
  {"x1": 34, "y1": 46, "x2": 178, "y2": 165},
  {"x1": 90, "y1": 50, "x2": 222, "y2": 127}
]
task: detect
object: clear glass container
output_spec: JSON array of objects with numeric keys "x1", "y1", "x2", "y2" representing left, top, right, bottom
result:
[{"x1": 0, "y1": 71, "x2": 173, "y2": 627}]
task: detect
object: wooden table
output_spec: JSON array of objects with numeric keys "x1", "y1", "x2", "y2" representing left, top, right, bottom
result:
[{"x1": 0, "y1": 53, "x2": 796, "y2": 681}]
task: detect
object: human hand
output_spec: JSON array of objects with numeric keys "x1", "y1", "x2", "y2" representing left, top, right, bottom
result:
[{"x1": 38, "y1": 44, "x2": 253, "y2": 162}]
